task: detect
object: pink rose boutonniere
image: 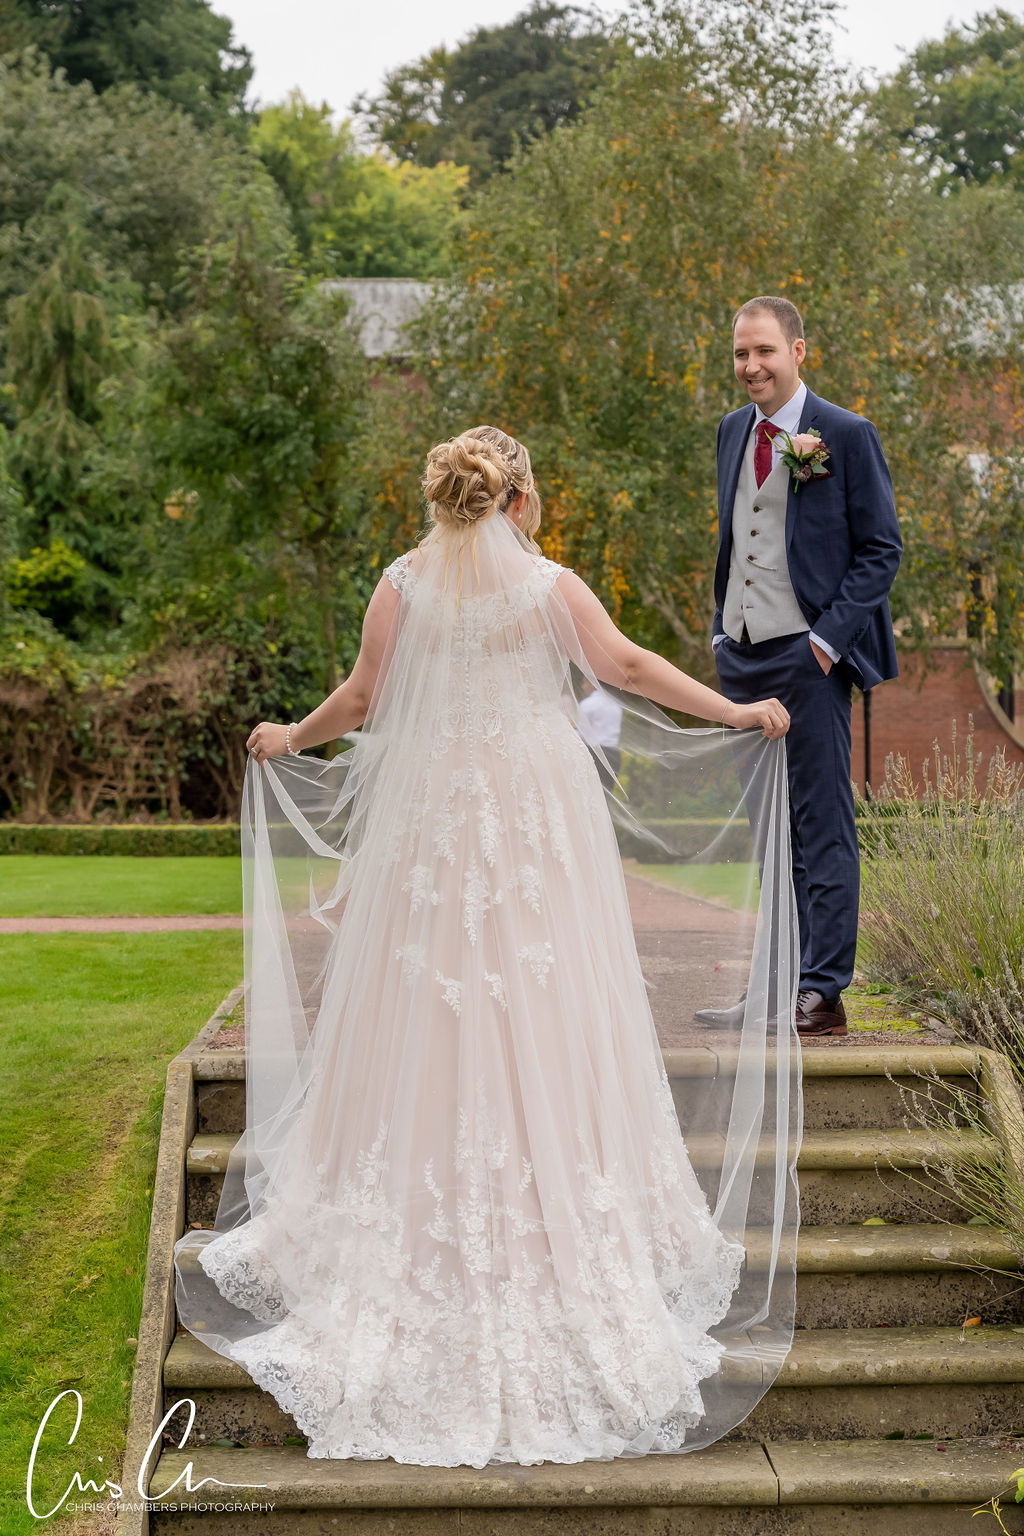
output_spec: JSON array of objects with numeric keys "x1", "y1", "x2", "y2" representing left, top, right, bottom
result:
[{"x1": 778, "y1": 428, "x2": 831, "y2": 493}]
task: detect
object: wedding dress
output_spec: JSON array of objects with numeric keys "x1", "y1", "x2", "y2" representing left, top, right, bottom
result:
[{"x1": 172, "y1": 509, "x2": 802, "y2": 1468}]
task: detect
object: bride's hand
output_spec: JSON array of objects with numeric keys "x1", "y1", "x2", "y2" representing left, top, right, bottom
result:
[
  {"x1": 726, "y1": 698, "x2": 790, "y2": 738},
  {"x1": 246, "y1": 722, "x2": 290, "y2": 763}
]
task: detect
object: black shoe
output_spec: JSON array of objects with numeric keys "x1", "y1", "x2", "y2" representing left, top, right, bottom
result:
[{"x1": 694, "y1": 992, "x2": 748, "y2": 1027}]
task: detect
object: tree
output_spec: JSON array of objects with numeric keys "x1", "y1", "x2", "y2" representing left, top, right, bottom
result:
[
  {"x1": 0, "y1": 52, "x2": 262, "y2": 331},
  {"x1": 354, "y1": 2, "x2": 618, "y2": 184},
  {"x1": 0, "y1": 56, "x2": 284, "y2": 631},
  {"x1": 252, "y1": 92, "x2": 467, "y2": 277},
  {"x1": 134, "y1": 177, "x2": 373, "y2": 693},
  {"x1": 3, "y1": 0, "x2": 253, "y2": 132},
  {"x1": 393, "y1": 0, "x2": 1024, "y2": 680},
  {"x1": 871, "y1": 8, "x2": 1024, "y2": 188},
  {"x1": 6, "y1": 206, "x2": 118, "y2": 533}
]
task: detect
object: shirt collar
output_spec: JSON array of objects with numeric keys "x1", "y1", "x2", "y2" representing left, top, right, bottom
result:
[{"x1": 752, "y1": 379, "x2": 807, "y2": 436}]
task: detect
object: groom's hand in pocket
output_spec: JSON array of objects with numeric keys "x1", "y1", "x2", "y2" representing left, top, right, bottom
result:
[{"x1": 810, "y1": 638, "x2": 834, "y2": 675}]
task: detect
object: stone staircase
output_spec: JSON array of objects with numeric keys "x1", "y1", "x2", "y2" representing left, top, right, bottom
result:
[{"x1": 128, "y1": 1032, "x2": 1024, "y2": 1534}]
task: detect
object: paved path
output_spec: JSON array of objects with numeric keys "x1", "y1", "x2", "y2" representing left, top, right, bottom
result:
[
  {"x1": 0, "y1": 914, "x2": 244, "y2": 932},
  {"x1": 0, "y1": 874, "x2": 952, "y2": 1047},
  {"x1": 0, "y1": 877, "x2": 734, "y2": 937},
  {"x1": 624, "y1": 870, "x2": 756, "y2": 1048}
]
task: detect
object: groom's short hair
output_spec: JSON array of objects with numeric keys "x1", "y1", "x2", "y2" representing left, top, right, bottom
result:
[{"x1": 733, "y1": 295, "x2": 804, "y2": 344}]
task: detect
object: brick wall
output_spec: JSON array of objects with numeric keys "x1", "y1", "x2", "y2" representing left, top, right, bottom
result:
[{"x1": 849, "y1": 641, "x2": 1024, "y2": 794}]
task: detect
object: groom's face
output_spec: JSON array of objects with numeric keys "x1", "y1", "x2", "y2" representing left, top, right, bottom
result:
[{"x1": 732, "y1": 311, "x2": 806, "y2": 417}]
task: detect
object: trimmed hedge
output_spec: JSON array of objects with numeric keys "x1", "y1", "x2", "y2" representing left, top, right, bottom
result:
[
  {"x1": 0, "y1": 810, "x2": 889, "y2": 859},
  {"x1": 615, "y1": 817, "x2": 752, "y2": 863},
  {"x1": 0, "y1": 824, "x2": 240, "y2": 856},
  {"x1": 1, "y1": 820, "x2": 733, "y2": 860}
]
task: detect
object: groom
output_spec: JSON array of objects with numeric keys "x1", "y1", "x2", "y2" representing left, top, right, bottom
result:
[{"x1": 702, "y1": 295, "x2": 902, "y2": 1037}]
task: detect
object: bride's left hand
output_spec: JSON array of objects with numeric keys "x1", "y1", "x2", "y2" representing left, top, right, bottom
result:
[{"x1": 246, "y1": 722, "x2": 289, "y2": 763}]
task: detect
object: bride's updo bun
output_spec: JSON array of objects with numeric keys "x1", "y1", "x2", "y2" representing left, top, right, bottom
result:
[
  {"x1": 422, "y1": 435, "x2": 507, "y2": 527},
  {"x1": 421, "y1": 425, "x2": 542, "y2": 543}
]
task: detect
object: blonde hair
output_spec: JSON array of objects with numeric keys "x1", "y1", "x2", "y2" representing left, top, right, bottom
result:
[{"x1": 421, "y1": 426, "x2": 542, "y2": 547}]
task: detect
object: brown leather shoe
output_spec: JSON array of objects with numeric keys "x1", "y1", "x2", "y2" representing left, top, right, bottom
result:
[{"x1": 795, "y1": 989, "x2": 848, "y2": 1036}]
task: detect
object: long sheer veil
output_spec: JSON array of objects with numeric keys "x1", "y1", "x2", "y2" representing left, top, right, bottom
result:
[{"x1": 173, "y1": 507, "x2": 801, "y2": 1464}]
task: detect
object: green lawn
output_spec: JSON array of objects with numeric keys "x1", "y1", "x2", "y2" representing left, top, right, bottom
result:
[
  {"x1": 0, "y1": 856, "x2": 242, "y2": 917},
  {"x1": 0, "y1": 902, "x2": 241, "y2": 1532},
  {"x1": 632, "y1": 861, "x2": 758, "y2": 912},
  {"x1": 0, "y1": 845, "x2": 932, "y2": 1534}
]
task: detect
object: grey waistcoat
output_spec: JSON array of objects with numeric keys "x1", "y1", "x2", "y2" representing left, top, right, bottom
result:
[{"x1": 722, "y1": 429, "x2": 809, "y2": 644}]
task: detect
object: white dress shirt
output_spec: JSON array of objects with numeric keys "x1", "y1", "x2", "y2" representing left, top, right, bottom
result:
[
  {"x1": 578, "y1": 688, "x2": 624, "y2": 749},
  {"x1": 714, "y1": 378, "x2": 840, "y2": 663}
]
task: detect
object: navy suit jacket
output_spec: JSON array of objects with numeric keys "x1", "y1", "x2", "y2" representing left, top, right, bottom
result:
[{"x1": 712, "y1": 387, "x2": 903, "y2": 691}]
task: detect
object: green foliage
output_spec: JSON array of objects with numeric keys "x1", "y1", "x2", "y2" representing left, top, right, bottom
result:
[
  {"x1": 0, "y1": 827, "x2": 239, "y2": 855},
  {"x1": 0, "y1": 425, "x2": 30, "y2": 573},
  {"x1": 2, "y1": 536, "x2": 87, "y2": 628},
  {"x1": 400, "y1": 0, "x2": 1024, "y2": 676},
  {"x1": 857, "y1": 721, "x2": 1024, "y2": 1031},
  {"x1": 354, "y1": 1, "x2": 618, "y2": 184},
  {"x1": 871, "y1": 8, "x2": 1024, "y2": 188},
  {"x1": 0, "y1": 52, "x2": 257, "y2": 327},
  {"x1": 4, "y1": 0, "x2": 253, "y2": 132},
  {"x1": 0, "y1": 600, "x2": 326, "y2": 822},
  {"x1": 130, "y1": 174, "x2": 373, "y2": 691},
  {"x1": 335, "y1": 156, "x2": 467, "y2": 278},
  {"x1": 252, "y1": 91, "x2": 467, "y2": 277},
  {"x1": 6, "y1": 214, "x2": 117, "y2": 524},
  {"x1": 2, "y1": 0, "x2": 1024, "y2": 824}
]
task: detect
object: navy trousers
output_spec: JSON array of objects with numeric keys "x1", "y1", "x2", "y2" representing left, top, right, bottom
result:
[{"x1": 714, "y1": 630, "x2": 859, "y2": 998}]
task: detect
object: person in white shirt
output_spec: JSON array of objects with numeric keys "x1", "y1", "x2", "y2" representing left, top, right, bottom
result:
[{"x1": 577, "y1": 680, "x2": 624, "y2": 791}]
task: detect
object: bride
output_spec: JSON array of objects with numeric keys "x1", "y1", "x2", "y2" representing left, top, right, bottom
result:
[{"x1": 172, "y1": 425, "x2": 801, "y2": 1469}]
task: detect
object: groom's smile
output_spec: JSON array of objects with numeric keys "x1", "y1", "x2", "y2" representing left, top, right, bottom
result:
[{"x1": 733, "y1": 309, "x2": 806, "y2": 417}]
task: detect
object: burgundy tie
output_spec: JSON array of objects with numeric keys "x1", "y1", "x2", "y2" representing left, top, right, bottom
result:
[{"x1": 754, "y1": 420, "x2": 781, "y2": 488}]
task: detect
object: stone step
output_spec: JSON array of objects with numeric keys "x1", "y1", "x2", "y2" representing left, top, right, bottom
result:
[
  {"x1": 176, "y1": 1220, "x2": 1023, "y2": 1329},
  {"x1": 184, "y1": 1127, "x2": 1001, "y2": 1228},
  {"x1": 751, "y1": 1221, "x2": 1024, "y2": 1327},
  {"x1": 146, "y1": 1436, "x2": 1024, "y2": 1533},
  {"x1": 163, "y1": 1323, "x2": 1024, "y2": 1450},
  {"x1": 193, "y1": 1045, "x2": 983, "y2": 1134},
  {"x1": 192, "y1": 1045, "x2": 984, "y2": 1080}
]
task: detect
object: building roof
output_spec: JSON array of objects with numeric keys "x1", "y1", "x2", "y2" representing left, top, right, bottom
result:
[{"x1": 323, "y1": 278, "x2": 435, "y2": 358}]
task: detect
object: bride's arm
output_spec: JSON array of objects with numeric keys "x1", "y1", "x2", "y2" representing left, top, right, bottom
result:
[
  {"x1": 555, "y1": 570, "x2": 790, "y2": 735},
  {"x1": 246, "y1": 576, "x2": 400, "y2": 760}
]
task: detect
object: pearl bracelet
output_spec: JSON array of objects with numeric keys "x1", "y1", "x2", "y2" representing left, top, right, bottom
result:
[{"x1": 285, "y1": 722, "x2": 300, "y2": 755}]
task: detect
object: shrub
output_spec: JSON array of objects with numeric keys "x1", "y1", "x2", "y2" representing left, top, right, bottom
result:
[{"x1": 856, "y1": 719, "x2": 1024, "y2": 1038}]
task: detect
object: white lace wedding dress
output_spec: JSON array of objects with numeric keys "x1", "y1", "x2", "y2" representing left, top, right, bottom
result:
[{"x1": 172, "y1": 510, "x2": 801, "y2": 1468}]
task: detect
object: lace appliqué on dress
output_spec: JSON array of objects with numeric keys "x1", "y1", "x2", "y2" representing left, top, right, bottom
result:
[
  {"x1": 195, "y1": 1083, "x2": 746, "y2": 1467},
  {"x1": 383, "y1": 551, "x2": 417, "y2": 594},
  {"x1": 384, "y1": 548, "x2": 568, "y2": 611}
]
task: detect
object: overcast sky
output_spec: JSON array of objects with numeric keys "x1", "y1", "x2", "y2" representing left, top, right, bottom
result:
[{"x1": 216, "y1": 0, "x2": 1020, "y2": 118}]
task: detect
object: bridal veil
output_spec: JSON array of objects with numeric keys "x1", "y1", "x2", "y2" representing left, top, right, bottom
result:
[{"x1": 172, "y1": 507, "x2": 802, "y2": 1466}]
